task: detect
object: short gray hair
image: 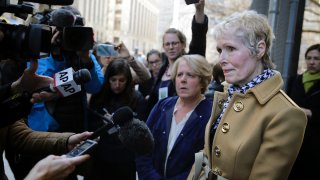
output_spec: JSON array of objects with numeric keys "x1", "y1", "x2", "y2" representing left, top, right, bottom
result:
[{"x1": 214, "y1": 10, "x2": 275, "y2": 69}]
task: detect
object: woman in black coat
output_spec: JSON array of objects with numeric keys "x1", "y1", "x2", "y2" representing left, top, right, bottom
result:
[
  {"x1": 88, "y1": 58, "x2": 146, "y2": 180},
  {"x1": 288, "y1": 44, "x2": 320, "y2": 179}
]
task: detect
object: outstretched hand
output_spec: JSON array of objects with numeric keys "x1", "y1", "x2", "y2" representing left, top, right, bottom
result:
[
  {"x1": 67, "y1": 131, "x2": 93, "y2": 151},
  {"x1": 11, "y1": 60, "x2": 52, "y2": 92},
  {"x1": 25, "y1": 154, "x2": 90, "y2": 180}
]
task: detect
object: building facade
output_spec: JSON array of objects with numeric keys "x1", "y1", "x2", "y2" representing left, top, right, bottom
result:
[{"x1": 74, "y1": 0, "x2": 160, "y2": 55}]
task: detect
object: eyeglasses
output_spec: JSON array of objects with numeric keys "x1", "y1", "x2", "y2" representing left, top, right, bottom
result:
[
  {"x1": 163, "y1": 41, "x2": 180, "y2": 48},
  {"x1": 149, "y1": 59, "x2": 161, "y2": 65}
]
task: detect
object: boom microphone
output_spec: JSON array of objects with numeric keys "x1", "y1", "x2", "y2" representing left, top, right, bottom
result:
[
  {"x1": 23, "y1": 0, "x2": 74, "y2": 5},
  {"x1": 118, "y1": 118, "x2": 155, "y2": 155},
  {"x1": 34, "y1": 67, "x2": 91, "y2": 97}
]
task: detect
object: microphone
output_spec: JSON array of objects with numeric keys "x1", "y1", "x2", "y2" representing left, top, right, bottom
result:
[
  {"x1": 50, "y1": 8, "x2": 76, "y2": 27},
  {"x1": 23, "y1": 0, "x2": 74, "y2": 5},
  {"x1": 35, "y1": 67, "x2": 91, "y2": 97},
  {"x1": 89, "y1": 106, "x2": 134, "y2": 140},
  {"x1": 118, "y1": 118, "x2": 155, "y2": 155},
  {"x1": 89, "y1": 106, "x2": 155, "y2": 155}
]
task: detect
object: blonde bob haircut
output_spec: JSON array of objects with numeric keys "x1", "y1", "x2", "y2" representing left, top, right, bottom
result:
[
  {"x1": 213, "y1": 10, "x2": 276, "y2": 69},
  {"x1": 170, "y1": 54, "x2": 212, "y2": 94}
]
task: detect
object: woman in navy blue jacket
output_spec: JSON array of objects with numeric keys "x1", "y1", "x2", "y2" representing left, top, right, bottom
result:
[
  {"x1": 145, "y1": 0, "x2": 208, "y2": 117},
  {"x1": 136, "y1": 54, "x2": 212, "y2": 180}
]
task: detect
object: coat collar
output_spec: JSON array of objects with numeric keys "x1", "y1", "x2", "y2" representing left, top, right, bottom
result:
[
  {"x1": 163, "y1": 98, "x2": 208, "y2": 148},
  {"x1": 246, "y1": 71, "x2": 283, "y2": 105}
]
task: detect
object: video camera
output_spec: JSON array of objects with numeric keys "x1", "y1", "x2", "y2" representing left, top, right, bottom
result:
[
  {"x1": 0, "y1": 0, "x2": 94, "y2": 62},
  {"x1": 41, "y1": 7, "x2": 93, "y2": 54}
]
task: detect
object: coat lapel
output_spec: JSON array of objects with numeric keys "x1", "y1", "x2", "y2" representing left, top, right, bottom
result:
[{"x1": 164, "y1": 103, "x2": 175, "y2": 146}]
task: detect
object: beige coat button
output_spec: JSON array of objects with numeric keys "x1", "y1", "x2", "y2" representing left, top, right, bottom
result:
[
  {"x1": 233, "y1": 101, "x2": 244, "y2": 112},
  {"x1": 218, "y1": 99, "x2": 225, "y2": 108},
  {"x1": 221, "y1": 123, "x2": 230, "y2": 133},
  {"x1": 214, "y1": 146, "x2": 221, "y2": 157},
  {"x1": 213, "y1": 167, "x2": 222, "y2": 176}
]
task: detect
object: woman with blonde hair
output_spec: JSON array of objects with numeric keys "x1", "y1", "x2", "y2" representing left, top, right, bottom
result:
[
  {"x1": 136, "y1": 54, "x2": 213, "y2": 179},
  {"x1": 189, "y1": 10, "x2": 307, "y2": 180}
]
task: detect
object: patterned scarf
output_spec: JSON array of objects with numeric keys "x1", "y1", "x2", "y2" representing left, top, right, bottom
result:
[{"x1": 213, "y1": 69, "x2": 275, "y2": 129}]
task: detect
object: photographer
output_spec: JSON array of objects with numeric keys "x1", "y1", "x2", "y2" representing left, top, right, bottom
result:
[
  {"x1": 5, "y1": 6, "x2": 104, "y2": 179},
  {"x1": 27, "y1": 6, "x2": 104, "y2": 133}
]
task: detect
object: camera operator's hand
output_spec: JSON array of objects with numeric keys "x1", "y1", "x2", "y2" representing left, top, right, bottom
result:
[
  {"x1": 25, "y1": 154, "x2": 90, "y2": 180},
  {"x1": 11, "y1": 60, "x2": 53, "y2": 95},
  {"x1": 77, "y1": 50, "x2": 94, "y2": 69},
  {"x1": 67, "y1": 131, "x2": 93, "y2": 151},
  {"x1": 30, "y1": 91, "x2": 58, "y2": 104},
  {"x1": 195, "y1": 0, "x2": 205, "y2": 23},
  {"x1": 76, "y1": 50, "x2": 91, "y2": 62}
]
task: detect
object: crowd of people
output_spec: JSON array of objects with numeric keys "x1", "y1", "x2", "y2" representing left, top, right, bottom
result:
[{"x1": 0, "y1": 0, "x2": 318, "y2": 179}]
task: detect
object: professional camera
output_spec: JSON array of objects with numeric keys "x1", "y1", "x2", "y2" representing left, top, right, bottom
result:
[
  {"x1": 0, "y1": 21, "x2": 52, "y2": 61},
  {"x1": 0, "y1": 0, "x2": 75, "y2": 62},
  {"x1": 30, "y1": 6, "x2": 94, "y2": 56}
]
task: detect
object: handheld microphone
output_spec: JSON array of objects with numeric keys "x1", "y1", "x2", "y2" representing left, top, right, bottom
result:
[
  {"x1": 89, "y1": 106, "x2": 155, "y2": 155},
  {"x1": 22, "y1": 0, "x2": 74, "y2": 5},
  {"x1": 88, "y1": 106, "x2": 134, "y2": 140},
  {"x1": 35, "y1": 67, "x2": 91, "y2": 97},
  {"x1": 66, "y1": 107, "x2": 134, "y2": 158}
]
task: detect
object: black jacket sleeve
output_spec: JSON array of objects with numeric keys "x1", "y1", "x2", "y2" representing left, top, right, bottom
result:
[{"x1": 188, "y1": 15, "x2": 208, "y2": 56}]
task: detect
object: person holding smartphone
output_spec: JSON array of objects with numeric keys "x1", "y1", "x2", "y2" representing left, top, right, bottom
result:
[{"x1": 93, "y1": 41, "x2": 151, "y2": 84}]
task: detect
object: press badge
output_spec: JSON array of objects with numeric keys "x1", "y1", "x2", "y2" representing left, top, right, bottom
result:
[{"x1": 158, "y1": 87, "x2": 168, "y2": 100}]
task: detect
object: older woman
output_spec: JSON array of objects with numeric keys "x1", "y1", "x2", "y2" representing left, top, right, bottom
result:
[
  {"x1": 189, "y1": 11, "x2": 307, "y2": 180},
  {"x1": 136, "y1": 54, "x2": 213, "y2": 179}
]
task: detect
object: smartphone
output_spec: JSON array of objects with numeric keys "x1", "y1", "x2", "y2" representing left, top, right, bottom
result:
[
  {"x1": 66, "y1": 139, "x2": 98, "y2": 157},
  {"x1": 185, "y1": 0, "x2": 199, "y2": 5},
  {"x1": 96, "y1": 43, "x2": 119, "y2": 57}
]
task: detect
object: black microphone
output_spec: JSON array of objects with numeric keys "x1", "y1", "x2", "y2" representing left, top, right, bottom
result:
[
  {"x1": 89, "y1": 106, "x2": 134, "y2": 140},
  {"x1": 23, "y1": 0, "x2": 74, "y2": 5},
  {"x1": 89, "y1": 106, "x2": 155, "y2": 155},
  {"x1": 118, "y1": 118, "x2": 155, "y2": 155},
  {"x1": 50, "y1": 8, "x2": 76, "y2": 27},
  {"x1": 34, "y1": 68, "x2": 91, "y2": 97},
  {"x1": 72, "y1": 69, "x2": 92, "y2": 84}
]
